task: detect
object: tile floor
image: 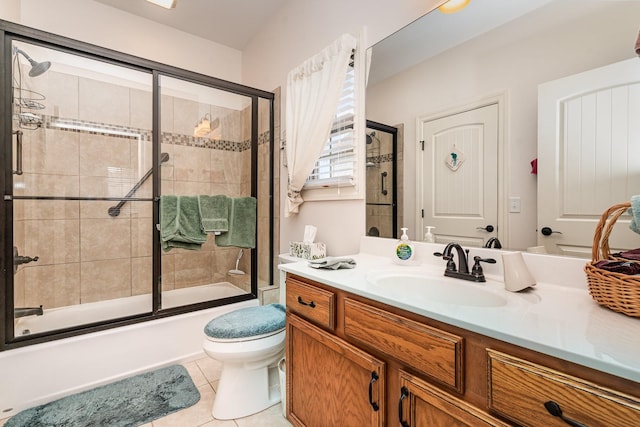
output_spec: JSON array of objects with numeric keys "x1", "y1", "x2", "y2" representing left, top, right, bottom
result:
[{"x1": 0, "y1": 355, "x2": 293, "y2": 427}]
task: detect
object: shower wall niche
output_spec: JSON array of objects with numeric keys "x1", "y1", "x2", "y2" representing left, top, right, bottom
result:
[{"x1": 2, "y1": 27, "x2": 274, "y2": 346}]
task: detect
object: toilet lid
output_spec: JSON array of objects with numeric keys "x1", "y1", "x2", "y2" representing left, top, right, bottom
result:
[{"x1": 204, "y1": 303, "x2": 285, "y2": 340}]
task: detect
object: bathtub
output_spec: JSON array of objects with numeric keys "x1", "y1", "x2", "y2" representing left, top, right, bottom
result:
[
  {"x1": 1, "y1": 283, "x2": 257, "y2": 418},
  {"x1": 15, "y1": 281, "x2": 248, "y2": 336}
]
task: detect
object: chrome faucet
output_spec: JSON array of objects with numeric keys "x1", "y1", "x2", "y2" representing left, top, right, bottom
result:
[
  {"x1": 434, "y1": 243, "x2": 496, "y2": 282},
  {"x1": 14, "y1": 305, "x2": 43, "y2": 318}
]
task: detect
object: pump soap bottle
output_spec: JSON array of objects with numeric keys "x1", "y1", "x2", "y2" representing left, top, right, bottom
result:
[
  {"x1": 424, "y1": 226, "x2": 435, "y2": 243},
  {"x1": 395, "y1": 227, "x2": 416, "y2": 264}
]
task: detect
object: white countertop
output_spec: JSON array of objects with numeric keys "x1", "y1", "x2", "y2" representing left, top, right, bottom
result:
[{"x1": 279, "y1": 237, "x2": 640, "y2": 383}]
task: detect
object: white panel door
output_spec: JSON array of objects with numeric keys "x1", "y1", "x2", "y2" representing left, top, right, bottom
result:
[
  {"x1": 419, "y1": 104, "x2": 498, "y2": 247},
  {"x1": 538, "y1": 58, "x2": 640, "y2": 256}
]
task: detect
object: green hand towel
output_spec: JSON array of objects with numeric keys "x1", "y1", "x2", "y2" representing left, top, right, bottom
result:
[
  {"x1": 198, "y1": 195, "x2": 229, "y2": 233},
  {"x1": 160, "y1": 195, "x2": 208, "y2": 252},
  {"x1": 215, "y1": 196, "x2": 257, "y2": 249}
]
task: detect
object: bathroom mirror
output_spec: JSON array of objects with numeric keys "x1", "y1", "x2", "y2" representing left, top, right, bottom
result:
[{"x1": 365, "y1": 0, "x2": 640, "y2": 254}]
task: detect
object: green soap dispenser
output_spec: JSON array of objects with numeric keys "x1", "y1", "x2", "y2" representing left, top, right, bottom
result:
[{"x1": 395, "y1": 227, "x2": 415, "y2": 264}]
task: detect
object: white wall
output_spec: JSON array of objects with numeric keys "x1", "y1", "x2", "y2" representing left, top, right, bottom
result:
[
  {"x1": 242, "y1": 0, "x2": 443, "y2": 256},
  {"x1": 366, "y1": 2, "x2": 640, "y2": 250},
  {"x1": 1, "y1": 0, "x2": 242, "y2": 82},
  {"x1": 0, "y1": 0, "x2": 20, "y2": 21}
]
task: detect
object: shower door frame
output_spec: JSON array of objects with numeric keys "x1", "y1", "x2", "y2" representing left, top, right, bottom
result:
[{"x1": 0, "y1": 19, "x2": 275, "y2": 351}]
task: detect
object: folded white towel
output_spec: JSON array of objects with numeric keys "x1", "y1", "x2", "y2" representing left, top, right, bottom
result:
[{"x1": 308, "y1": 257, "x2": 356, "y2": 270}]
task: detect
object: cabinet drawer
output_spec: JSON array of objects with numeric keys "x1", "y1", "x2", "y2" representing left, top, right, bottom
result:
[
  {"x1": 399, "y1": 370, "x2": 510, "y2": 427},
  {"x1": 487, "y1": 349, "x2": 640, "y2": 427},
  {"x1": 286, "y1": 276, "x2": 335, "y2": 330},
  {"x1": 344, "y1": 297, "x2": 463, "y2": 392}
]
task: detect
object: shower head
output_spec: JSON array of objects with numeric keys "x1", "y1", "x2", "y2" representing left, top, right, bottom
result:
[
  {"x1": 366, "y1": 131, "x2": 380, "y2": 145},
  {"x1": 14, "y1": 47, "x2": 51, "y2": 77}
]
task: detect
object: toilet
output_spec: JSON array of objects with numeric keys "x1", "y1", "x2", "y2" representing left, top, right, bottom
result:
[{"x1": 203, "y1": 303, "x2": 286, "y2": 420}]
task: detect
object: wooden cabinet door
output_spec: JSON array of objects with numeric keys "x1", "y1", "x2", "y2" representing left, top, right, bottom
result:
[
  {"x1": 286, "y1": 313, "x2": 385, "y2": 427},
  {"x1": 399, "y1": 370, "x2": 510, "y2": 427}
]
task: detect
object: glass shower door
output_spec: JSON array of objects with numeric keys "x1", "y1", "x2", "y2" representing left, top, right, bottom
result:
[
  {"x1": 10, "y1": 40, "x2": 155, "y2": 337},
  {"x1": 158, "y1": 75, "x2": 256, "y2": 309}
]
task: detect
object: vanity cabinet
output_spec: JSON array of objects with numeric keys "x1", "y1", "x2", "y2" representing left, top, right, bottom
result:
[
  {"x1": 286, "y1": 276, "x2": 385, "y2": 427},
  {"x1": 285, "y1": 273, "x2": 640, "y2": 427}
]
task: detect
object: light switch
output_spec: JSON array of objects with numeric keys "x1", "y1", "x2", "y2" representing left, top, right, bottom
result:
[{"x1": 509, "y1": 197, "x2": 521, "y2": 213}]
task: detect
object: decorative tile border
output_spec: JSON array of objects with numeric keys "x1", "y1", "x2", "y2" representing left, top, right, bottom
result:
[
  {"x1": 41, "y1": 114, "x2": 269, "y2": 153},
  {"x1": 366, "y1": 153, "x2": 394, "y2": 165}
]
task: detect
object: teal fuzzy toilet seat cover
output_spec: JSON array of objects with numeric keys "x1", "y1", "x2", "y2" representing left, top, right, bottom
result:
[{"x1": 204, "y1": 303, "x2": 286, "y2": 339}]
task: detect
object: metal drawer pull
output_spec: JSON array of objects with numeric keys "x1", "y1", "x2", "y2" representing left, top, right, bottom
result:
[
  {"x1": 399, "y1": 386, "x2": 410, "y2": 427},
  {"x1": 544, "y1": 401, "x2": 587, "y2": 427},
  {"x1": 297, "y1": 296, "x2": 316, "y2": 308},
  {"x1": 368, "y1": 371, "x2": 379, "y2": 411}
]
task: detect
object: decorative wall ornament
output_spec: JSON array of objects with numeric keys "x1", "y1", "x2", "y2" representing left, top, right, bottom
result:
[{"x1": 445, "y1": 144, "x2": 465, "y2": 171}]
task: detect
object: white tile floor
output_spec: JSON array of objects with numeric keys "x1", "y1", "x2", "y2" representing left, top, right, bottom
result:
[{"x1": 0, "y1": 356, "x2": 293, "y2": 427}]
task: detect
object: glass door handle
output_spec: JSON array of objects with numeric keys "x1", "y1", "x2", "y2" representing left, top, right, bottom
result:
[
  {"x1": 381, "y1": 171, "x2": 388, "y2": 195},
  {"x1": 12, "y1": 130, "x2": 23, "y2": 175}
]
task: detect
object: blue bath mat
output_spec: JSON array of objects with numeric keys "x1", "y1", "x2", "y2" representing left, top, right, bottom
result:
[{"x1": 6, "y1": 364, "x2": 200, "y2": 427}]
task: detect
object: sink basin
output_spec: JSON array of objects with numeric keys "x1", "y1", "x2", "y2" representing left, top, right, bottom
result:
[{"x1": 367, "y1": 272, "x2": 507, "y2": 307}]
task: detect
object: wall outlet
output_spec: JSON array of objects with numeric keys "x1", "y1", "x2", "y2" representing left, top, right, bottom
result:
[{"x1": 509, "y1": 197, "x2": 521, "y2": 213}]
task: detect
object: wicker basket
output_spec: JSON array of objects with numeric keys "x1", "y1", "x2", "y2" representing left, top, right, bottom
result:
[{"x1": 584, "y1": 202, "x2": 640, "y2": 317}]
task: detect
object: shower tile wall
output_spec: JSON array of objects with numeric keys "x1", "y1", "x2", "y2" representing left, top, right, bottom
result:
[
  {"x1": 12, "y1": 67, "x2": 272, "y2": 311},
  {"x1": 159, "y1": 94, "x2": 250, "y2": 296}
]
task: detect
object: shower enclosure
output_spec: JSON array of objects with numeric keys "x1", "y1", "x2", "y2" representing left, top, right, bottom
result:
[
  {"x1": 1, "y1": 21, "x2": 275, "y2": 349},
  {"x1": 365, "y1": 120, "x2": 399, "y2": 238}
]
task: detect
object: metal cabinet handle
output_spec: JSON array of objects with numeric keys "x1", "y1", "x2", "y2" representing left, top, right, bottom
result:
[
  {"x1": 368, "y1": 371, "x2": 380, "y2": 411},
  {"x1": 544, "y1": 401, "x2": 587, "y2": 427},
  {"x1": 381, "y1": 171, "x2": 388, "y2": 195},
  {"x1": 398, "y1": 386, "x2": 410, "y2": 427},
  {"x1": 297, "y1": 296, "x2": 316, "y2": 308},
  {"x1": 476, "y1": 225, "x2": 494, "y2": 232}
]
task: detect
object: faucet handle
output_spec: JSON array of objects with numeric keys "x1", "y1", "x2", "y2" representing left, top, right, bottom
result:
[
  {"x1": 433, "y1": 252, "x2": 456, "y2": 272},
  {"x1": 471, "y1": 256, "x2": 496, "y2": 280},
  {"x1": 474, "y1": 256, "x2": 496, "y2": 264}
]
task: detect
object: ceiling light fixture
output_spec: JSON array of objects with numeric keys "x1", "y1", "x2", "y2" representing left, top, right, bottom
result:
[
  {"x1": 438, "y1": 0, "x2": 470, "y2": 14},
  {"x1": 146, "y1": 0, "x2": 177, "y2": 9},
  {"x1": 194, "y1": 114, "x2": 220, "y2": 138}
]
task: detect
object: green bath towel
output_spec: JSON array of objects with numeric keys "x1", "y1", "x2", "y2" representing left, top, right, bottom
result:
[
  {"x1": 198, "y1": 195, "x2": 229, "y2": 233},
  {"x1": 215, "y1": 196, "x2": 257, "y2": 249},
  {"x1": 161, "y1": 195, "x2": 208, "y2": 251}
]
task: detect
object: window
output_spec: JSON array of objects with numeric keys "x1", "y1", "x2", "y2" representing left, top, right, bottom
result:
[{"x1": 304, "y1": 57, "x2": 356, "y2": 190}]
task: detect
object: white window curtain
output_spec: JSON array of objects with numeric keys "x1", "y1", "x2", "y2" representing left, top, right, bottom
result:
[
  {"x1": 304, "y1": 64, "x2": 356, "y2": 189},
  {"x1": 285, "y1": 33, "x2": 358, "y2": 217}
]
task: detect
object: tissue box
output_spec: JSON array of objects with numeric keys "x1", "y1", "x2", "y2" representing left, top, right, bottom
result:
[{"x1": 289, "y1": 242, "x2": 326, "y2": 260}]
